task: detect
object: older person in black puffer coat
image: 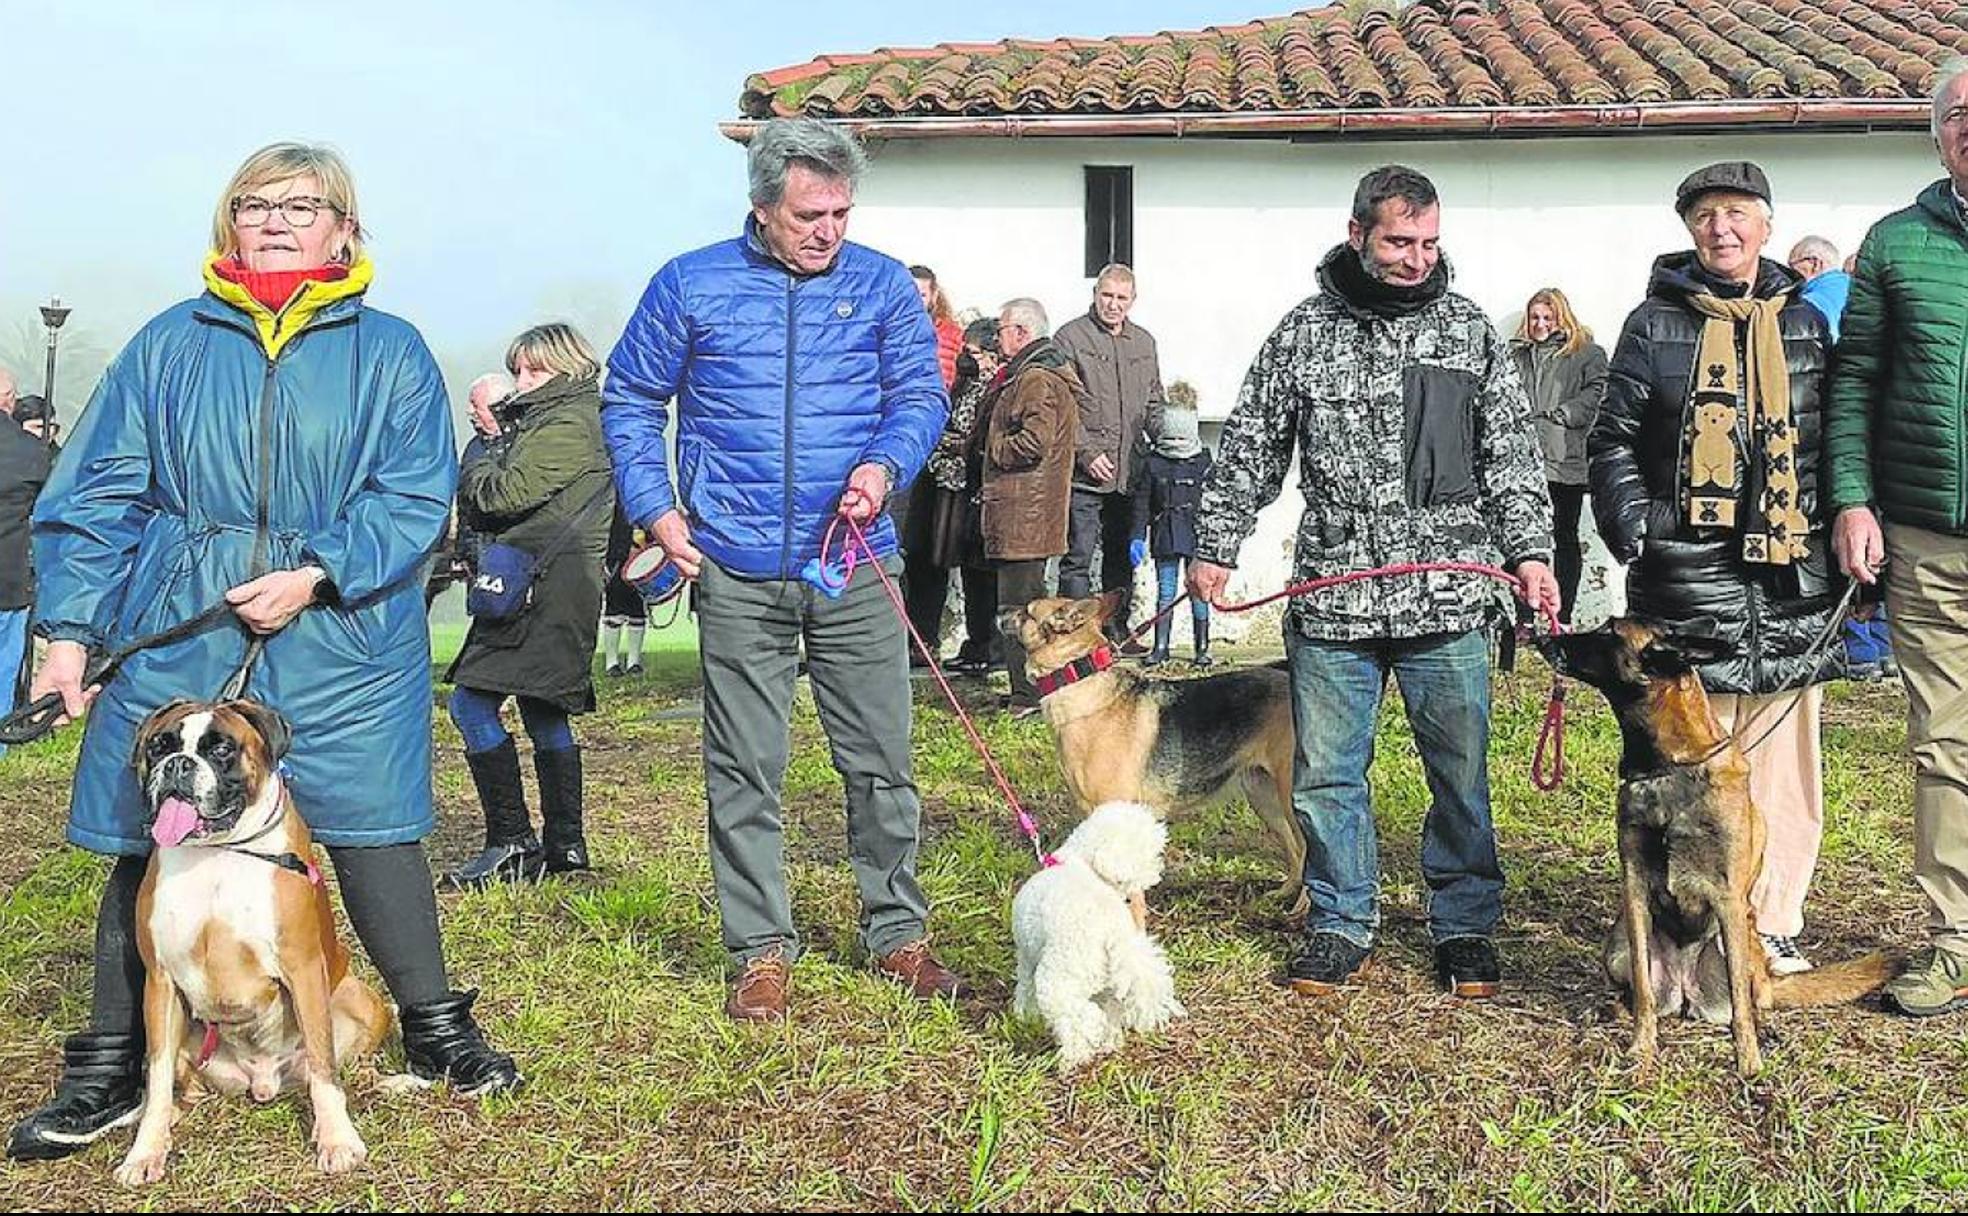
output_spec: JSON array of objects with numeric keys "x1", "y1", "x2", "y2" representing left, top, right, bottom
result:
[{"x1": 1589, "y1": 161, "x2": 1846, "y2": 976}]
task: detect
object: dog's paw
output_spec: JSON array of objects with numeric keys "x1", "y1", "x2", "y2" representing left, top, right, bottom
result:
[
  {"x1": 1121, "y1": 996, "x2": 1183, "y2": 1032},
  {"x1": 114, "y1": 1143, "x2": 171, "y2": 1187},
  {"x1": 315, "y1": 1131, "x2": 369, "y2": 1175}
]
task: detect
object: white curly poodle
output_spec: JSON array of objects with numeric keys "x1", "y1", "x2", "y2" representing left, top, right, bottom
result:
[{"x1": 1012, "y1": 801, "x2": 1185, "y2": 1072}]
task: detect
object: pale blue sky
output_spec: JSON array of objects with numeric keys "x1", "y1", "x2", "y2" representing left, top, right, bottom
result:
[{"x1": 2, "y1": 0, "x2": 1269, "y2": 406}]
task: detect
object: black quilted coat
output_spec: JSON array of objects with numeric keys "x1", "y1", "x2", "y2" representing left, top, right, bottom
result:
[{"x1": 1588, "y1": 252, "x2": 1845, "y2": 696}]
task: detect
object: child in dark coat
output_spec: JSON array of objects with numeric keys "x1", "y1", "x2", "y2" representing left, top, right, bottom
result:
[{"x1": 1137, "y1": 382, "x2": 1213, "y2": 666}]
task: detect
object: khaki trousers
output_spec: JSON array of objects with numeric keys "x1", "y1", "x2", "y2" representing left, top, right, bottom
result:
[{"x1": 1885, "y1": 522, "x2": 1968, "y2": 956}]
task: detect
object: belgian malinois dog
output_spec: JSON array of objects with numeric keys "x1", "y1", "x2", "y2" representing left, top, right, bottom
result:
[{"x1": 1540, "y1": 619, "x2": 1895, "y2": 1076}]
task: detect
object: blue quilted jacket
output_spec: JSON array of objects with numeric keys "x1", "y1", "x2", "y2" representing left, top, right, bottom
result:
[{"x1": 602, "y1": 219, "x2": 948, "y2": 579}]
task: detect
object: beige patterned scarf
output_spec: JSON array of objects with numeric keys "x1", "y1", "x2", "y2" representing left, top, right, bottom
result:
[{"x1": 1681, "y1": 292, "x2": 1809, "y2": 564}]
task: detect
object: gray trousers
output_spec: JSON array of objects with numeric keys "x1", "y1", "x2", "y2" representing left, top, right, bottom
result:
[{"x1": 697, "y1": 556, "x2": 929, "y2": 967}]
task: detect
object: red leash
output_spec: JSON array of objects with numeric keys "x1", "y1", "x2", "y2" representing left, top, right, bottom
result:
[
  {"x1": 822, "y1": 502, "x2": 1573, "y2": 871},
  {"x1": 1130, "y1": 561, "x2": 1571, "y2": 790}
]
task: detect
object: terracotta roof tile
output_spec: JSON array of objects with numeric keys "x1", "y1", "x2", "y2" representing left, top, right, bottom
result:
[{"x1": 737, "y1": 0, "x2": 1964, "y2": 123}]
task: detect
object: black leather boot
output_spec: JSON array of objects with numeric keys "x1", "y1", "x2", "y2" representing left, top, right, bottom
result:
[
  {"x1": 444, "y1": 739, "x2": 543, "y2": 890},
  {"x1": 1192, "y1": 617, "x2": 1213, "y2": 668},
  {"x1": 533, "y1": 744, "x2": 591, "y2": 875},
  {"x1": 399, "y1": 989, "x2": 522, "y2": 1096},
  {"x1": 1144, "y1": 612, "x2": 1172, "y2": 667},
  {"x1": 6, "y1": 1031, "x2": 144, "y2": 1161}
]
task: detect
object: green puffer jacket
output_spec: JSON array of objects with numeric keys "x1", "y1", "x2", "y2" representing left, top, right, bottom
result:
[{"x1": 1825, "y1": 180, "x2": 1968, "y2": 535}]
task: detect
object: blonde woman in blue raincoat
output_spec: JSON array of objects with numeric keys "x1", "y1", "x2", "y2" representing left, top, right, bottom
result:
[{"x1": 8, "y1": 143, "x2": 521, "y2": 1165}]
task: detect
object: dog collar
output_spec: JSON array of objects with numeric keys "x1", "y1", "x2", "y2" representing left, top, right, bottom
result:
[
  {"x1": 1036, "y1": 645, "x2": 1115, "y2": 699},
  {"x1": 215, "y1": 779, "x2": 323, "y2": 886},
  {"x1": 222, "y1": 847, "x2": 324, "y2": 886}
]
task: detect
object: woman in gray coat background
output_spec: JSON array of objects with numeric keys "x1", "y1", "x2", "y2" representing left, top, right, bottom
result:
[{"x1": 1511, "y1": 287, "x2": 1608, "y2": 624}]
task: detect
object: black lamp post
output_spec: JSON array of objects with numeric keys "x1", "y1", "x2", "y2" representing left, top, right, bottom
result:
[{"x1": 37, "y1": 298, "x2": 70, "y2": 451}]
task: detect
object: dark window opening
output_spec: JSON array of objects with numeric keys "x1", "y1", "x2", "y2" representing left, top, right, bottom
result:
[{"x1": 1084, "y1": 166, "x2": 1133, "y2": 278}]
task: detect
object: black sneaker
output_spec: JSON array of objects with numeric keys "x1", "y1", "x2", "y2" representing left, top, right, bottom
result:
[
  {"x1": 1435, "y1": 936, "x2": 1501, "y2": 999},
  {"x1": 1285, "y1": 931, "x2": 1370, "y2": 995},
  {"x1": 6, "y1": 1031, "x2": 145, "y2": 1161},
  {"x1": 441, "y1": 840, "x2": 545, "y2": 891}
]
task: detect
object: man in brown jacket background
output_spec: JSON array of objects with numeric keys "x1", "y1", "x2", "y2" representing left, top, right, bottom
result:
[
  {"x1": 1055, "y1": 263, "x2": 1165, "y2": 653},
  {"x1": 979, "y1": 297, "x2": 1081, "y2": 715}
]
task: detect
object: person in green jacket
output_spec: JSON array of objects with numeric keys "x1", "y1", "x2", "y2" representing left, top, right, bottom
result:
[{"x1": 1826, "y1": 55, "x2": 1968, "y2": 1018}]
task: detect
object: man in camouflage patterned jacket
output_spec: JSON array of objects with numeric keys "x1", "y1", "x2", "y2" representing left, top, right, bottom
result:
[{"x1": 1190, "y1": 165, "x2": 1558, "y2": 1000}]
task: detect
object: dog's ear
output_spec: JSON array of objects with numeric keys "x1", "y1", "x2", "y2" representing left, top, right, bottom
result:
[
  {"x1": 1093, "y1": 589, "x2": 1125, "y2": 628},
  {"x1": 130, "y1": 699, "x2": 199, "y2": 774},
  {"x1": 1078, "y1": 802, "x2": 1167, "y2": 894},
  {"x1": 223, "y1": 700, "x2": 293, "y2": 764}
]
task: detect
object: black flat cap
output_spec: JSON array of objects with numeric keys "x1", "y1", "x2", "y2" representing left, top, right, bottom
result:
[{"x1": 1676, "y1": 161, "x2": 1773, "y2": 215}]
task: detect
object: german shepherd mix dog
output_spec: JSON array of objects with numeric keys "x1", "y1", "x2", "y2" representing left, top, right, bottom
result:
[
  {"x1": 1540, "y1": 620, "x2": 1895, "y2": 1077},
  {"x1": 1000, "y1": 592, "x2": 1306, "y2": 914}
]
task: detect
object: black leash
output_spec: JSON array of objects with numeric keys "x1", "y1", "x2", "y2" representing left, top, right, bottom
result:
[
  {"x1": 208, "y1": 785, "x2": 322, "y2": 885},
  {"x1": 0, "y1": 600, "x2": 252, "y2": 745},
  {"x1": 1692, "y1": 579, "x2": 1864, "y2": 764}
]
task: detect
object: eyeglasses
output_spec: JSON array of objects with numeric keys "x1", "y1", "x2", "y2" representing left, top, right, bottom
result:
[{"x1": 230, "y1": 194, "x2": 341, "y2": 229}]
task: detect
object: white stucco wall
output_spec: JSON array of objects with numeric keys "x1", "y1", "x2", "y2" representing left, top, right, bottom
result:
[{"x1": 851, "y1": 129, "x2": 1936, "y2": 630}]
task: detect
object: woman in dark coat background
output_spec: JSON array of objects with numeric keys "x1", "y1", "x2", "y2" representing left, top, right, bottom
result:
[
  {"x1": 1588, "y1": 161, "x2": 1842, "y2": 975},
  {"x1": 445, "y1": 323, "x2": 613, "y2": 888}
]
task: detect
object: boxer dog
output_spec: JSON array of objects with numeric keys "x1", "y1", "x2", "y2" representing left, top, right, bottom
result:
[{"x1": 115, "y1": 699, "x2": 392, "y2": 1185}]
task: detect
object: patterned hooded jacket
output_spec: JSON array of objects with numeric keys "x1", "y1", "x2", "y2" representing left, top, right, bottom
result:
[{"x1": 1195, "y1": 247, "x2": 1553, "y2": 641}]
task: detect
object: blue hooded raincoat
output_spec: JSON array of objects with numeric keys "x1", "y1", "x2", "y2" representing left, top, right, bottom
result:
[{"x1": 33, "y1": 257, "x2": 455, "y2": 854}]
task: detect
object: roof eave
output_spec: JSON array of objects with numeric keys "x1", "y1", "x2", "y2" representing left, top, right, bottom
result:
[{"x1": 720, "y1": 100, "x2": 1931, "y2": 143}]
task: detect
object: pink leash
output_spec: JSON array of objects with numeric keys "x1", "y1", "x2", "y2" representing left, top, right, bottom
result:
[{"x1": 822, "y1": 497, "x2": 1058, "y2": 867}]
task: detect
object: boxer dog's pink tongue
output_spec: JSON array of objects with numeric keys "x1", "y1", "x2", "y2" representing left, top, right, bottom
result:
[{"x1": 152, "y1": 797, "x2": 201, "y2": 848}]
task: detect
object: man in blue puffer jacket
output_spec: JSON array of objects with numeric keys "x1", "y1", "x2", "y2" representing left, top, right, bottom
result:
[{"x1": 603, "y1": 118, "x2": 955, "y2": 1023}]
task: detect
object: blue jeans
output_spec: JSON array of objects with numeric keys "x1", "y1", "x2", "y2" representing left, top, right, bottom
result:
[
  {"x1": 448, "y1": 686, "x2": 575, "y2": 755},
  {"x1": 1155, "y1": 558, "x2": 1211, "y2": 624},
  {"x1": 1286, "y1": 628, "x2": 1501, "y2": 947},
  {"x1": 0, "y1": 609, "x2": 24, "y2": 761}
]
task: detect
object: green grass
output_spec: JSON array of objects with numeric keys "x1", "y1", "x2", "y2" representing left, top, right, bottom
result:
[{"x1": 1, "y1": 643, "x2": 1963, "y2": 1210}]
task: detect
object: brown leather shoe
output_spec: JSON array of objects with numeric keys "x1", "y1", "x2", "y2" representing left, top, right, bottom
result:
[
  {"x1": 726, "y1": 953, "x2": 789, "y2": 1023},
  {"x1": 874, "y1": 939, "x2": 965, "y2": 1000}
]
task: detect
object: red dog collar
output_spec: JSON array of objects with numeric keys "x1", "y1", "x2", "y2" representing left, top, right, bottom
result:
[{"x1": 1035, "y1": 645, "x2": 1115, "y2": 699}]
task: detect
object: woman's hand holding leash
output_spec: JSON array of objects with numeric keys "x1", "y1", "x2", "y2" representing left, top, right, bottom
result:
[
  {"x1": 30, "y1": 640, "x2": 97, "y2": 728},
  {"x1": 650, "y1": 509, "x2": 703, "y2": 580},
  {"x1": 1513, "y1": 559, "x2": 1562, "y2": 624},
  {"x1": 226, "y1": 567, "x2": 328, "y2": 635}
]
